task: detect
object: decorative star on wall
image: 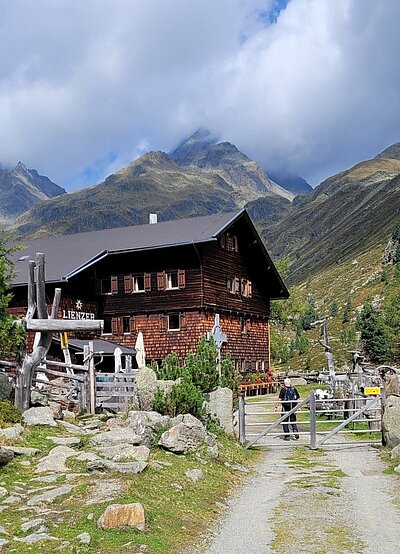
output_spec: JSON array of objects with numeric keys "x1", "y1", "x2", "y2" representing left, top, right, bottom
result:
[{"x1": 75, "y1": 299, "x2": 83, "y2": 310}]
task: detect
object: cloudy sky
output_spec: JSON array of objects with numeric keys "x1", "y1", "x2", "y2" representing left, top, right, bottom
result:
[{"x1": 1, "y1": 0, "x2": 400, "y2": 190}]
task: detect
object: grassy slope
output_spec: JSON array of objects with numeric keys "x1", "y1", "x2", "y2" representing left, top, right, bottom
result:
[
  {"x1": 0, "y1": 423, "x2": 258, "y2": 554},
  {"x1": 272, "y1": 240, "x2": 395, "y2": 374}
]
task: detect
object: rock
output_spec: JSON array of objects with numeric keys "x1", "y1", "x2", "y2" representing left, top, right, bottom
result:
[
  {"x1": 205, "y1": 387, "x2": 234, "y2": 435},
  {"x1": 85, "y1": 478, "x2": 124, "y2": 506},
  {"x1": 57, "y1": 420, "x2": 82, "y2": 433},
  {"x1": 89, "y1": 428, "x2": 142, "y2": 447},
  {"x1": 132, "y1": 367, "x2": 158, "y2": 411},
  {"x1": 158, "y1": 415, "x2": 207, "y2": 454},
  {"x1": 23, "y1": 407, "x2": 57, "y2": 427},
  {"x1": 2, "y1": 495, "x2": 21, "y2": 504},
  {"x1": 58, "y1": 541, "x2": 71, "y2": 549},
  {"x1": 27, "y1": 485, "x2": 74, "y2": 506},
  {"x1": 391, "y1": 444, "x2": 400, "y2": 459},
  {"x1": 87, "y1": 459, "x2": 147, "y2": 474},
  {"x1": 30, "y1": 474, "x2": 64, "y2": 483},
  {"x1": 382, "y1": 395, "x2": 400, "y2": 447},
  {"x1": 105, "y1": 417, "x2": 127, "y2": 429},
  {"x1": 185, "y1": 469, "x2": 204, "y2": 482},
  {"x1": 4, "y1": 446, "x2": 39, "y2": 457},
  {"x1": 0, "y1": 423, "x2": 23, "y2": 440},
  {"x1": 0, "y1": 374, "x2": 12, "y2": 400},
  {"x1": 0, "y1": 525, "x2": 9, "y2": 535},
  {"x1": 0, "y1": 447, "x2": 14, "y2": 467},
  {"x1": 207, "y1": 445, "x2": 219, "y2": 459},
  {"x1": 83, "y1": 419, "x2": 103, "y2": 430},
  {"x1": 224, "y1": 462, "x2": 249, "y2": 474},
  {"x1": 77, "y1": 532, "x2": 91, "y2": 544},
  {"x1": 0, "y1": 538, "x2": 9, "y2": 548},
  {"x1": 62, "y1": 410, "x2": 76, "y2": 422},
  {"x1": 87, "y1": 512, "x2": 94, "y2": 520},
  {"x1": 75, "y1": 452, "x2": 101, "y2": 462},
  {"x1": 157, "y1": 379, "x2": 180, "y2": 395},
  {"x1": 20, "y1": 518, "x2": 46, "y2": 532},
  {"x1": 36, "y1": 445, "x2": 78, "y2": 473},
  {"x1": 394, "y1": 465, "x2": 400, "y2": 474},
  {"x1": 49, "y1": 402, "x2": 63, "y2": 420},
  {"x1": 383, "y1": 237, "x2": 399, "y2": 264},
  {"x1": 97, "y1": 503, "x2": 145, "y2": 530},
  {"x1": 47, "y1": 436, "x2": 81, "y2": 446},
  {"x1": 289, "y1": 377, "x2": 308, "y2": 386},
  {"x1": 0, "y1": 487, "x2": 8, "y2": 498},
  {"x1": 15, "y1": 532, "x2": 58, "y2": 543},
  {"x1": 127, "y1": 410, "x2": 170, "y2": 445},
  {"x1": 30, "y1": 390, "x2": 49, "y2": 406},
  {"x1": 97, "y1": 445, "x2": 150, "y2": 462}
]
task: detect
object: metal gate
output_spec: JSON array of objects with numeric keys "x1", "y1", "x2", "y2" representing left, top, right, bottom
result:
[{"x1": 239, "y1": 392, "x2": 383, "y2": 449}]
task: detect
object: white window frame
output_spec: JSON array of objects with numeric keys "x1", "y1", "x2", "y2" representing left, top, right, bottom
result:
[
  {"x1": 133, "y1": 274, "x2": 145, "y2": 293},
  {"x1": 166, "y1": 271, "x2": 179, "y2": 290}
]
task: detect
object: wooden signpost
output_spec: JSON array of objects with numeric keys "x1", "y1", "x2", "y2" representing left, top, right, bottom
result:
[{"x1": 14, "y1": 252, "x2": 103, "y2": 411}]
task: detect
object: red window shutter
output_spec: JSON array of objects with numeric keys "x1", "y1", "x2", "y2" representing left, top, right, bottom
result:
[
  {"x1": 111, "y1": 275, "x2": 118, "y2": 295},
  {"x1": 157, "y1": 271, "x2": 166, "y2": 291},
  {"x1": 117, "y1": 317, "x2": 123, "y2": 334},
  {"x1": 129, "y1": 317, "x2": 136, "y2": 332},
  {"x1": 241, "y1": 279, "x2": 246, "y2": 296},
  {"x1": 144, "y1": 272, "x2": 151, "y2": 292},
  {"x1": 219, "y1": 234, "x2": 226, "y2": 249},
  {"x1": 111, "y1": 317, "x2": 118, "y2": 335},
  {"x1": 124, "y1": 275, "x2": 133, "y2": 294},
  {"x1": 178, "y1": 269, "x2": 186, "y2": 289},
  {"x1": 248, "y1": 281, "x2": 252, "y2": 298},
  {"x1": 233, "y1": 235, "x2": 239, "y2": 252},
  {"x1": 160, "y1": 315, "x2": 168, "y2": 331},
  {"x1": 246, "y1": 319, "x2": 251, "y2": 334},
  {"x1": 180, "y1": 313, "x2": 187, "y2": 330}
]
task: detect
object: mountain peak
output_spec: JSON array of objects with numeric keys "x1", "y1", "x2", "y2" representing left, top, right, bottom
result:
[{"x1": 375, "y1": 141, "x2": 400, "y2": 160}]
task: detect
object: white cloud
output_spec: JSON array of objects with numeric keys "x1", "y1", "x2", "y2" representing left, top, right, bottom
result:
[{"x1": 1, "y1": 0, "x2": 399, "y2": 189}]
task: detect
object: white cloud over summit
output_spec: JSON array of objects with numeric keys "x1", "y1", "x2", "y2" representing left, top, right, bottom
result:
[{"x1": 1, "y1": 0, "x2": 400, "y2": 189}]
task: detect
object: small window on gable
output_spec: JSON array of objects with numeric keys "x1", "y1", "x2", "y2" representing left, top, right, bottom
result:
[
  {"x1": 133, "y1": 275, "x2": 145, "y2": 292},
  {"x1": 99, "y1": 278, "x2": 111, "y2": 295},
  {"x1": 168, "y1": 314, "x2": 180, "y2": 331},
  {"x1": 226, "y1": 233, "x2": 238, "y2": 253},
  {"x1": 166, "y1": 271, "x2": 179, "y2": 290}
]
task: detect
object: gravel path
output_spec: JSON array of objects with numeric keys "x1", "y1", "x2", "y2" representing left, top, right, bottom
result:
[{"x1": 200, "y1": 442, "x2": 400, "y2": 554}]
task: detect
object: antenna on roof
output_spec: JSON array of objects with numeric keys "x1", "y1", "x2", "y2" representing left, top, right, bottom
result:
[{"x1": 149, "y1": 213, "x2": 158, "y2": 224}]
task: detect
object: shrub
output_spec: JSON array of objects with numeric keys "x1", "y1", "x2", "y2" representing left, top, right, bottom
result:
[{"x1": 0, "y1": 400, "x2": 22, "y2": 426}]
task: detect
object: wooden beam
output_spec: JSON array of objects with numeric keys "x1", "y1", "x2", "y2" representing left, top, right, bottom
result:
[
  {"x1": 36, "y1": 366, "x2": 85, "y2": 382},
  {"x1": 26, "y1": 319, "x2": 103, "y2": 332},
  {"x1": 42, "y1": 359, "x2": 88, "y2": 371}
]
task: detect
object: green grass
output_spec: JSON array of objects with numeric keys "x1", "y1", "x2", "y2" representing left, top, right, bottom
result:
[{"x1": 0, "y1": 425, "x2": 259, "y2": 554}]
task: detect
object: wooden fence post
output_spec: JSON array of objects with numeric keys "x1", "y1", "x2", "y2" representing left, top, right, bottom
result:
[
  {"x1": 239, "y1": 395, "x2": 246, "y2": 445},
  {"x1": 309, "y1": 391, "x2": 317, "y2": 450},
  {"x1": 88, "y1": 340, "x2": 96, "y2": 415}
]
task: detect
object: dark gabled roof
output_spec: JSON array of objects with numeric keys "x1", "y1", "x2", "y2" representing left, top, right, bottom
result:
[
  {"x1": 11, "y1": 211, "x2": 243, "y2": 285},
  {"x1": 11, "y1": 209, "x2": 289, "y2": 299}
]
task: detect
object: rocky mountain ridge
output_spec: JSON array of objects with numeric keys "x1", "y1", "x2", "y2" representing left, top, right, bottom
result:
[{"x1": 0, "y1": 162, "x2": 65, "y2": 222}]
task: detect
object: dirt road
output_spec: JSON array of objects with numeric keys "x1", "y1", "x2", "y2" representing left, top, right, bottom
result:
[{"x1": 201, "y1": 442, "x2": 400, "y2": 554}]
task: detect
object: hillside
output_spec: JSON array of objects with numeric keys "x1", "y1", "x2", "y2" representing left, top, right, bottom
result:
[
  {"x1": 262, "y1": 156, "x2": 400, "y2": 284},
  {"x1": 0, "y1": 162, "x2": 65, "y2": 223}
]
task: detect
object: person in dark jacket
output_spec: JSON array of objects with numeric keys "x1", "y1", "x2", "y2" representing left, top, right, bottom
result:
[{"x1": 276, "y1": 378, "x2": 300, "y2": 441}]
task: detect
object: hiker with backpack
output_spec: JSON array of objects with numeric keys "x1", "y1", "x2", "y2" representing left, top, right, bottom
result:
[{"x1": 275, "y1": 378, "x2": 300, "y2": 441}]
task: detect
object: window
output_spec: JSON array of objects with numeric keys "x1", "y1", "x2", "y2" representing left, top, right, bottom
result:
[
  {"x1": 227, "y1": 276, "x2": 241, "y2": 295},
  {"x1": 223, "y1": 233, "x2": 238, "y2": 252},
  {"x1": 133, "y1": 275, "x2": 145, "y2": 292},
  {"x1": 123, "y1": 316, "x2": 131, "y2": 333},
  {"x1": 241, "y1": 279, "x2": 253, "y2": 298},
  {"x1": 99, "y1": 278, "x2": 111, "y2": 295},
  {"x1": 240, "y1": 317, "x2": 250, "y2": 335},
  {"x1": 168, "y1": 314, "x2": 180, "y2": 330},
  {"x1": 166, "y1": 272, "x2": 179, "y2": 290},
  {"x1": 103, "y1": 317, "x2": 112, "y2": 334}
]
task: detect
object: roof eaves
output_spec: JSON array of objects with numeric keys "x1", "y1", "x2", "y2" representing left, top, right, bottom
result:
[{"x1": 64, "y1": 251, "x2": 109, "y2": 281}]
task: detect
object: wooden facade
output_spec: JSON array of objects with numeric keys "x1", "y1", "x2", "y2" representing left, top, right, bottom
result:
[{"x1": 9, "y1": 210, "x2": 288, "y2": 371}]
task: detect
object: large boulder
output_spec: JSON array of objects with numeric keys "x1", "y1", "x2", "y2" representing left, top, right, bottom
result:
[
  {"x1": 127, "y1": 410, "x2": 171, "y2": 445},
  {"x1": 0, "y1": 423, "x2": 23, "y2": 440},
  {"x1": 97, "y1": 503, "x2": 145, "y2": 530},
  {"x1": 23, "y1": 407, "x2": 57, "y2": 427},
  {"x1": 382, "y1": 395, "x2": 400, "y2": 447},
  {"x1": 36, "y1": 445, "x2": 78, "y2": 473},
  {"x1": 96, "y1": 445, "x2": 150, "y2": 462},
  {"x1": 30, "y1": 390, "x2": 48, "y2": 406},
  {"x1": 87, "y1": 459, "x2": 147, "y2": 474},
  {"x1": 158, "y1": 414, "x2": 207, "y2": 454},
  {"x1": 89, "y1": 428, "x2": 142, "y2": 448},
  {"x1": 205, "y1": 387, "x2": 233, "y2": 435},
  {"x1": 132, "y1": 367, "x2": 158, "y2": 411},
  {"x1": 0, "y1": 374, "x2": 13, "y2": 400}
]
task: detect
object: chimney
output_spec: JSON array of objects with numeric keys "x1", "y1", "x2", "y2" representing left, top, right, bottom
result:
[{"x1": 149, "y1": 213, "x2": 158, "y2": 224}]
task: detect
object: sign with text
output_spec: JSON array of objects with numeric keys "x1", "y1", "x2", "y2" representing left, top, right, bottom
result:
[
  {"x1": 62, "y1": 299, "x2": 95, "y2": 320},
  {"x1": 364, "y1": 387, "x2": 381, "y2": 396}
]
